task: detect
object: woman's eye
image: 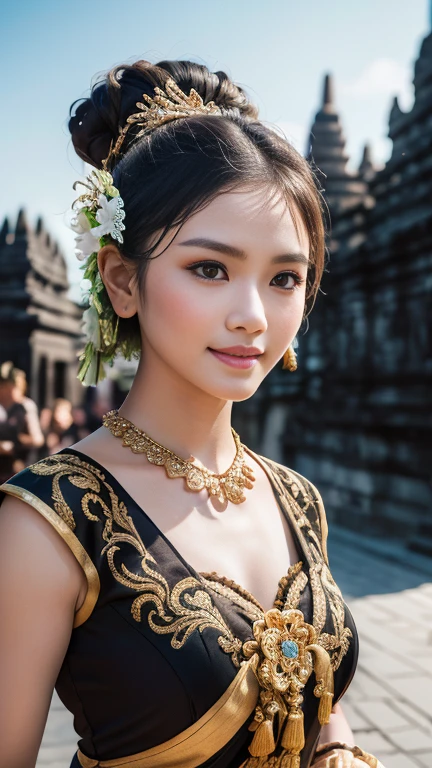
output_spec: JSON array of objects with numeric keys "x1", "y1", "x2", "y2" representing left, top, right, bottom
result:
[
  {"x1": 188, "y1": 262, "x2": 227, "y2": 281},
  {"x1": 271, "y1": 271, "x2": 304, "y2": 291}
]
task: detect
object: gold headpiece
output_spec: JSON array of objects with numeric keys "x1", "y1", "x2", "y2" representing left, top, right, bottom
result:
[{"x1": 105, "y1": 77, "x2": 222, "y2": 169}]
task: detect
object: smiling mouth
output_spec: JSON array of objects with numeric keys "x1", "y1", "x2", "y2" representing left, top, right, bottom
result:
[
  {"x1": 208, "y1": 347, "x2": 263, "y2": 357},
  {"x1": 207, "y1": 347, "x2": 263, "y2": 369}
]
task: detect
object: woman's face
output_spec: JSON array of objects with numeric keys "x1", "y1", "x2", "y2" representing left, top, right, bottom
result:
[{"x1": 135, "y1": 188, "x2": 309, "y2": 402}]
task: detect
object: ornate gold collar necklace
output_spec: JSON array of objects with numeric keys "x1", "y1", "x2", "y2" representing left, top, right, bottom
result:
[{"x1": 102, "y1": 409, "x2": 256, "y2": 504}]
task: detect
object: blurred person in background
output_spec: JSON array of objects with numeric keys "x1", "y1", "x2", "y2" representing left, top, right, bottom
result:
[
  {"x1": 0, "y1": 362, "x2": 44, "y2": 481},
  {"x1": 41, "y1": 398, "x2": 89, "y2": 454}
]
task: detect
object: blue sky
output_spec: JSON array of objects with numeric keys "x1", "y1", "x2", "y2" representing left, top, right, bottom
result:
[{"x1": 0, "y1": 0, "x2": 429, "y2": 295}]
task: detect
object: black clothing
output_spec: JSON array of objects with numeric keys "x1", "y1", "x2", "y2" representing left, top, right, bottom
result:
[{"x1": 0, "y1": 448, "x2": 359, "y2": 768}]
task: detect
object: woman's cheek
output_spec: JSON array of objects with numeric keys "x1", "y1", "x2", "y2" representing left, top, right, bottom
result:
[{"x1": 143, "y1": 276, "x2": 215, "y2": 345}]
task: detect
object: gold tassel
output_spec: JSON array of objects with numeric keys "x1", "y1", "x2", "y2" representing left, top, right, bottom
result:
[
  {"x1": 249, "y1": 717, "x2": 276, "y2": 757},
  {"x1": 280, "y1": 754, "x2": 301, "y2": 768},
  {"x1": 308, "y1": 643, "x2": 334, "y2": 725},
  {"x1": 318, "y1": 690, "x2": 333, "y2": 724},
  {"x1": 281, "y1": 708, "x2": 305, "y2": 753}
]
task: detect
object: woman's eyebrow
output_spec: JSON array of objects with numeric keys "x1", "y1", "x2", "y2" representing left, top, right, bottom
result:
[{"x1": 178, "y1": 238, "x2": 308, "y2": 266}]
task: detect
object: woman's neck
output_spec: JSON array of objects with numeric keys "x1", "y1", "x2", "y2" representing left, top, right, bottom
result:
[{"x1": 117, "y1": 359, "x2": 236, "y2": 474}]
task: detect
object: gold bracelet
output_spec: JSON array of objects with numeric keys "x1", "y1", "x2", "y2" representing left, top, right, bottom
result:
[{"x1": 314, "y1": 741, "x2": 379, "y2": 767}]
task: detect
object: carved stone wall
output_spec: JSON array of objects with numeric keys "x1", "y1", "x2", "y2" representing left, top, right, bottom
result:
[
  {"x1": 0, "y1": 211, "x2": 83, "y2": 409},
  {"x1": 234, "y1": 25, "x2": 432, "y2": 554}
]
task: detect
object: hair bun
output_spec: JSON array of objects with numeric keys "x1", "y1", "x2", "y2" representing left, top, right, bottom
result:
[{"x1": 69, "y1": 59, "x2": 258, "y2": 168}]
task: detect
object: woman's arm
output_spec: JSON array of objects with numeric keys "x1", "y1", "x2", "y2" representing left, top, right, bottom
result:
[
  {"x1": 0, "y1": 496, "x2": 87, "y2": 768},
  {"x1": 317, "y1": 701, "x2": 355, "y2": 746},
  {"x1": 312, "y1": 702, "x2": 384, "y2": 766}
]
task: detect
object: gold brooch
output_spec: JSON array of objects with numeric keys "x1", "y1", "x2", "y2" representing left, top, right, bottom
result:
[{"x1": 240, "y1": 608, "x2": 334, "y2": 768}]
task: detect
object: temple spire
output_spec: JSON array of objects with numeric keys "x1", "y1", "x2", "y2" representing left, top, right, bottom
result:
[
  {"x1": 0, "y1": 217, "x2": 8, "y2": 247},
  {"x1": 15, "y1": 208, "x2": 28, "y2": 236},
  {"x1": 307, "y1": 73, "x2": 367, "y2": 211},
  {"x1": 322, "y1": 73, "x2": 335, "y2": 112},
  {"x1": 359, "y1": 143, "x2": 376, "y2": 181}
]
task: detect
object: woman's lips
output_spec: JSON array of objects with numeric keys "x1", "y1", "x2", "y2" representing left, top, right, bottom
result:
[{"x1": 208, "y1": 347, "x2": 263, "y2": 369}]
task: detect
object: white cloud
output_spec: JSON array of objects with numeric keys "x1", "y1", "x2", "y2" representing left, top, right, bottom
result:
[{"x1": 339, "y1": 58, "x2": 413, "y2": 109}]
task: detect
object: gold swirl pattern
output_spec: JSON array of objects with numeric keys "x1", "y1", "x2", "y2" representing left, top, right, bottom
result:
[
  {"x1": 251, "y1": 455, "x2": 353, "y2": 673},
  {"x1": 30, "y1": 454, "x2": 242, "y2": 665}
]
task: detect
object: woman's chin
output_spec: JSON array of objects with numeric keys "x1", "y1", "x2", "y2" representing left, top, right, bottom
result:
[{"x1": 199, "y1": 377, "x2": 263, "y2": 403}]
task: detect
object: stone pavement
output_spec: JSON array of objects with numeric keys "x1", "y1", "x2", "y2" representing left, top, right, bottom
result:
[{"x1": 36, "y1": 524, "x2": 432, "y2": 768}]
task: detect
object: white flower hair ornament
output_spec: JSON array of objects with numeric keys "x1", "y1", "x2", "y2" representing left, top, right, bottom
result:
[
  {"x1": 69, "y1": 76, "x2": 224, "y2": 387},
  {"x1": 69, "y1": 169, "x2": 127, "y2": 386}
]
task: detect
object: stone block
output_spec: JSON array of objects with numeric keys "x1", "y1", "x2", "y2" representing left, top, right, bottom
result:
[
  {"x1": 354, "y1": 700, "x2": 412, "y2": 731},
  {"x1": 338, "y1": 700, "x2": 370, "y2": 730},
  {"x1": 417, "y1": 751, "x2": 432, "y2": 768},
  {"x1": 384, "y1": 676, "x2": 432, "y2": 715},
  {"x1": 386, "y1": 727, "x2": 432, "y2": 752},
  {"x1": 380, "y1": 755, "x2": 426, "y2": 768},
  {"x1": 351, "y1": 729, "x2": 396, "y2": 754}
]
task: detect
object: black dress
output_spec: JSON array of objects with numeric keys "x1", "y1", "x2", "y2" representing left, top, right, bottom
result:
[{"x1": 0, "y1": 447, "x2": 359, "y2": 768}]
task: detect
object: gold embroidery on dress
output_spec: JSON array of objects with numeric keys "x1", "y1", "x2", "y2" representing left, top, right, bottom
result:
[
  {"x1": 283, "y1": 569, "x2": 308, "y2": 613},
  {"x1": 200, "y1": 573, "x2": 264, "y2": 624},
  {"x1": 259, "y1": 460, "x2": 353, "y2": 673},
  {"x1": 273, "y1": 561, "x2": 303, "y2": 611},
  {"x1": 30, "y1": 454, "x2": 242, "y2": 666}
]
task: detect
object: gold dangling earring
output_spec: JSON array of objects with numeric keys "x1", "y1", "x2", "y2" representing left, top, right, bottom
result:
[{"x1": 282, "y1": 344, "x2": 298, "y2": 371}]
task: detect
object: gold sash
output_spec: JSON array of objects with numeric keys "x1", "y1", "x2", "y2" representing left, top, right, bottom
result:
[{"x1": 77, "y1": 655, "x2": 259, "y2": 768}]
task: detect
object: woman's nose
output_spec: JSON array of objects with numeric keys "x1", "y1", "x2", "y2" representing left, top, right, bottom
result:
[{"x1": 225, "y1": 285, "x2": 268, "y2": 334}]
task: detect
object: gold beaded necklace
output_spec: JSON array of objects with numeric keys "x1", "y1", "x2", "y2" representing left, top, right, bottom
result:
[{"x1": 102, "y1": 409, "x2": 256, "y2": 504}]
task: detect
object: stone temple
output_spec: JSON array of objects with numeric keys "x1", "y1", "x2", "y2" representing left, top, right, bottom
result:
[
  {"x1": 0, "y1": 211, "x2": 83, "y2": 408},
  {"x1": 234, "y1": 15, "x2": 432, "y2": 554}
]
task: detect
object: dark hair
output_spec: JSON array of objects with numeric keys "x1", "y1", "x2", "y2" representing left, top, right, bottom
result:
[{"x1": 69, "y1": 59, "x2": 327, "y2": 357}]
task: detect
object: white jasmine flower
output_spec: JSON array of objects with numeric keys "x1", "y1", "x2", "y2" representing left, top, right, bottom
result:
[
  {"x1": 74, "y1": 229, "x2": 100, "y2": 261},
  {"x1": 92, "y1": 195, "x2": 126, "y2": 243},
  {"x1": 80, "y1": 278, "x2": 93, "y2": 292},
  {"x1": 80, "y1": 278, "x2": 93, "y2": 302},
  {"x1": 82, "y1": 304, "x2": 101, "y2": 349}
]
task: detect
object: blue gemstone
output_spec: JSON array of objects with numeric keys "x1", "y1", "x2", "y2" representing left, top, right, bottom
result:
[{"x1": 281, "y1": 640, "x2": 299, "y2": 658}]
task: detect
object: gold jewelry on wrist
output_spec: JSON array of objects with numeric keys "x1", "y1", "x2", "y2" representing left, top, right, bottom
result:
[
  {"x1": 314, "y1": 741, "x2": 379, "y2": 767},
  {"x1": 102, "y1": 409, "x2": 255, "y2": 504}
]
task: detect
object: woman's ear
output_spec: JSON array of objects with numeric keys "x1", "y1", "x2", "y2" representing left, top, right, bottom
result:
[{"x1": 97, "y1": 245, "x2": 137, "y2": 318}]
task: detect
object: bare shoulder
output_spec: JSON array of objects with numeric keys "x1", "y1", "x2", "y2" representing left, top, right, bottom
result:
[
  {"x1": 0, "y1": 493, "x2": 86, "y2": 613},
  {"x1": 0, "y1": 495, "x2": 83, "y2": 765},
  {"x1": 67, "y1": 425, "x2": 126, "y2": 468}
]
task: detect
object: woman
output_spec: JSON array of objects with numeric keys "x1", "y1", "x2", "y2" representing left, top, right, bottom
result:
[
  {"x1": 40, "y1": 398, "x2": 85, "y2": 456},
  {"x1": 0, "y1": 60, "x2": 383, "y2": 768},
  {"x1": 0, "y1": 362, "x2": 44, "y2": 481}
]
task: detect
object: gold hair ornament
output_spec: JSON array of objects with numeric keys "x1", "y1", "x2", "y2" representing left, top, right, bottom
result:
[
  {"x1": 105, "y1": 76, "x2": 222, "y2": 168},
  {"x1": 102, "y1": 409, "x2": 256, "y2": 504}
]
